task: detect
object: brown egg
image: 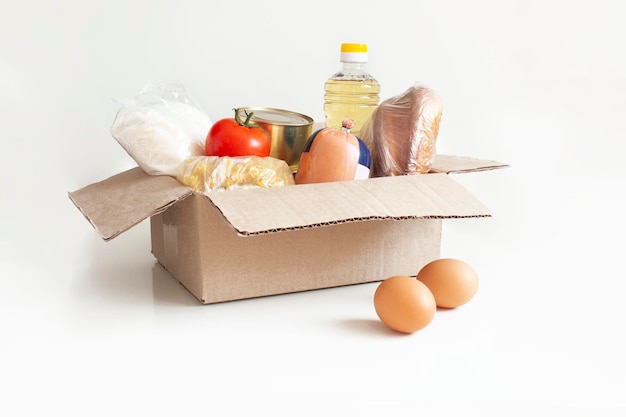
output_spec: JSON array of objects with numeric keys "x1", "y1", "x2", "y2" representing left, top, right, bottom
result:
[
  {"x1": 373, "y1": 275, "x2": 436, "y2": 334},
  {"x1": 416, "y1": 258, "x2": 479, "y2": 308}
]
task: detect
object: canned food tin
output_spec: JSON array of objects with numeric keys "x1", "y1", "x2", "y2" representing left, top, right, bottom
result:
[{"x1": 238, "y1": 107, "x2": 314, "y2": 172}]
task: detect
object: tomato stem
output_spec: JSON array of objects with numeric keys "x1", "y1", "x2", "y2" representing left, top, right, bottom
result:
[{"x1": 233, "y1": 108, "x2": 271, "y2": 138}]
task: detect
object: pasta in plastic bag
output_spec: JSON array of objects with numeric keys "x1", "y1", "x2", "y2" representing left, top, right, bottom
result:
[
  {"x1": 177, "y1": 155, "x2": 295, "y2": 193},
  {"x1": 360, "y1": 84, "x2": 443, "y2": 176},
  {"x1": 110, "y1": 82, "x2": 212, "y2": 177}
]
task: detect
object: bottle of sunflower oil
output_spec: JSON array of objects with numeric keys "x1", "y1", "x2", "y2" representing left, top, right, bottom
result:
[{"x1": 323, "y1": 43, "x2": 380, "y2": 136}]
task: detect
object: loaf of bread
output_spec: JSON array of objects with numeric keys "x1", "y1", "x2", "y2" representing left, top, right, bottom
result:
[{"x1": 360, "y1": 84, "x2": 443, "y2": 176}]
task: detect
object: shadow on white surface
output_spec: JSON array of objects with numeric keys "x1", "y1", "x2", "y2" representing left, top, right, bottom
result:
[
  {"x1": 151, "y1": 262, "x2": 200, "y2": 306},
  {"x1": 78, "y1": 257, "x2": 153, "y2": 306},
  {"x1": 336, "y1": 318, "x2": 406, "y2": 337},
  {"x1": 77, "y1": 225, "x2": 200, "y2": 307}
]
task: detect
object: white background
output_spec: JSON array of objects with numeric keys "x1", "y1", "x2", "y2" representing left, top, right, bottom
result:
[{"x1": 2, "y1": 0, "x2": 625, "y2": 415}]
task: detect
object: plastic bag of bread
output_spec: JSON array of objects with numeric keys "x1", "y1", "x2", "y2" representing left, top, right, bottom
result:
[
  {"x1": 360, "y1": 83, "x2": 443, "y2": 176},
  {"x1": 177, "y1": 155, "x2": 295, "y2": 193}
]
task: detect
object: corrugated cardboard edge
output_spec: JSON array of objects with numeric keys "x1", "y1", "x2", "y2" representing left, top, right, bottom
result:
[
  {"x1": 430, "y1": 154, "x2": 509, "y2": 173},
  {"x1": 205, "y1": 172, "x2": 492, "y2": 236},
  {"x1": 68, "y1": 154, "x2": 506, "y2": 241},
  {"x1": 68, "y1": 167, "x2": 192, "y2": 241}
]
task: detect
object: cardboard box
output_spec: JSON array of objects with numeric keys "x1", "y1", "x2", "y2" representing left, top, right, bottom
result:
[{"x1": 69, "y1": 154, "x2": 506, "y2": 304}]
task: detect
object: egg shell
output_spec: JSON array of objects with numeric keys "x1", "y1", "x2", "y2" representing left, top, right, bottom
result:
[
  {"x1": 416, "y1": 258, "x2": 479, "y2": 308},
  {"x1": 373, "y1": 275, "x2": 436, "y2": 334}
]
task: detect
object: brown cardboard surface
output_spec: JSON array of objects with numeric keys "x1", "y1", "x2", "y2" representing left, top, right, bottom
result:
[
  {"x1": 150, "y1": 193, "x2": 443, "y2": 303},
  {"x1": 68, "y1": 154, "x2": 505, "y2": 304},
  {"x1": 206, "y1": 172, "x2": 490, "y2": 235},
  {"x1": 68, "y1": 167, "x2": 192, "y2": 241},
  {"x1": 68, "y1": 154, "x2": 499, "y2": 241},
  {"x1": 430, "y1": 154, "x2": 508, "y2": 174}
]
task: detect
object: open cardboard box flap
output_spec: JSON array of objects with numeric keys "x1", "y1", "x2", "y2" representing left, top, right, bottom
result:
[
  {"x1": 68, "y1": 167, "x2": 192, "y2": 241},
  {"x1": 68, "y1": 154, "x2": 507, "y2": 241},
  {"x1": 209, "y1": 172, "x2": 490, "y2": 235},
  {"x1": 430, "y1": 154, "x2": 507, "y2": 173}
]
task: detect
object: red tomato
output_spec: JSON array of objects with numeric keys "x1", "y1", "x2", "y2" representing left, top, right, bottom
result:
[{"x1": 206, "y1": 108, "x2": 271, "y2": 157}]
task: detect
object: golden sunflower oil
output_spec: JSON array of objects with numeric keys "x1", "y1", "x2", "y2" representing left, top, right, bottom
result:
[{"x1": 323, "y1": 43, "x2": 380, "y2": 136}]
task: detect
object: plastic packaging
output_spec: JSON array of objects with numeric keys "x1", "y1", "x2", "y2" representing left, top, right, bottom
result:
[
  {"x1": 323, "y1": 43, "x2": 380, "y2": 135},
  {"x1": 111, "y1": 82, "x2": 212, "y2": 177},
  {"x1": 295, "y1": 118, "x2": 370, "y2": 184},
  {"x1": 177, "y1": 155, "x2": 295, "y2": 193},
  {"x1": 360, "y1": 84, "x2": 443, "y2": 176}
]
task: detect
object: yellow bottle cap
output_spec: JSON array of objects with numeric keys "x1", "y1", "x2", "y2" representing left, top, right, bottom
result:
[
  {"x1": 341, "y1": 43, "x2": 368, "y2": 53},
  {"x1": 340, "y1": 43, "x2": 368, "y2": 63}
]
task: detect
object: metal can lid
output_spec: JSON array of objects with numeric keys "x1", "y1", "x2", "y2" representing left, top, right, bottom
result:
[{"x1": 241, "y1": 107, "x2": 313, "y2": 126}]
